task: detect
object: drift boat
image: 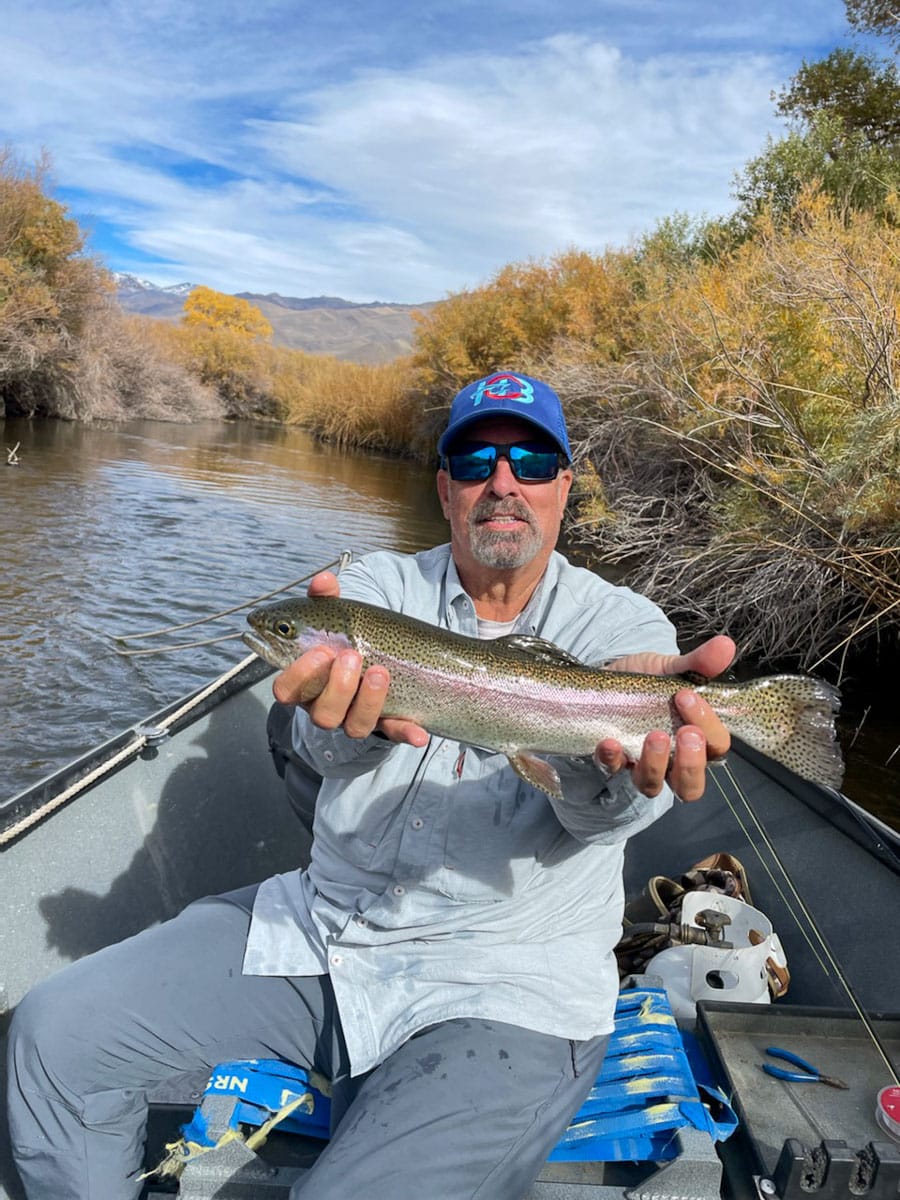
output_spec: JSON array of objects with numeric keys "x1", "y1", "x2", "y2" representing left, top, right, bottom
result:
[{"x1": 1, "y1": 653, "x2": 898, "y2": 1200}]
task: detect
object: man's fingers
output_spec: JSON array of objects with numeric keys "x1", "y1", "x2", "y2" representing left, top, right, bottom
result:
[
  {"x1": 632, "y1": 731, "x2": 670, "y2": 797},
  {"x1": 343, "y1": 666, "x2": 391, "y2": 738},
  {"x1": 594, "y1": 739, "x2": 627, "y2": 776},
  {"x1": 272, "y1": 647, "x2": 335, "y2": 705},
  {"x1": 306, "y1": 649, "x2": 364, "y2": 729},
  {"x1": 674, "y1": 690, "x2": 731, "y2": 760},
  {"x1": 379, "y1": 717, "x2": 430, "y2": 747},
  {"x1": 308, "y1": 571, "x2": 341, "y2": 598},
  {"x1": 607, "y1": 633, "x2": 736, "y2": 680},
  {"x1": 668, "y1": 725, "x2": 708, "y2": 802},
  {"x1": 680, "y1": 634, "x2": 736, "y2": 680}
]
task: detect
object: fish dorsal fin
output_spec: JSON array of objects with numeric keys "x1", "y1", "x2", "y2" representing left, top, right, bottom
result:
[{"x1": 497, "y1": 634, "x2": 588, "y2": 668}]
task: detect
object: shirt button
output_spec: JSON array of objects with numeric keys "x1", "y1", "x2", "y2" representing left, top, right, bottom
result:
[
  {"x1": 330, "y1": 953, "x2": 343, "y2": 966},
  {"x1": 411, "y1": 817, "x2": 424, "y2": 830},
  {"x1": 355, "y1": 915, "x2": 368, "y2": 927},
  {"x1": 392, "y1": 884, "x2": 406, "y2": 897},
  {"x1": 323, "y1": 750, "x2": 335, "y2": 762}
]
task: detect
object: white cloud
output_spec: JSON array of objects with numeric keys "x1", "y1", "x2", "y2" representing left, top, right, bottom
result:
[
  {"x1": 0, "y1": 1, "x2": 846, "y2": 301},
  {"x1": 245, "y1": 35, "x2": 785, "y2": 292}
]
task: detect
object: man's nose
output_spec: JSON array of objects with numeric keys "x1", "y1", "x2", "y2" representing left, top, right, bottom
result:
[{"x1": 487, "y1": 455, "x2": 521, "y2": 496}]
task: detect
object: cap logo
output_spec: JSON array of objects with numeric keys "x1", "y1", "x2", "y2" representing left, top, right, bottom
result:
[{"x1": 471, "y1": 373, "x2": 534, "y2": 407}]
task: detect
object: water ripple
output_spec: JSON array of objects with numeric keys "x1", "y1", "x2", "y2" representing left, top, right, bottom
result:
[{"x1": 1, "y1": 418, "x2": 447, "y2": 798}]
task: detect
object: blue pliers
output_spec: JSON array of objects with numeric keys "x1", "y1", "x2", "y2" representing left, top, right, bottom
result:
[{"x1": 762, "y1": 1046, "x2": 849, "y2": 1089}]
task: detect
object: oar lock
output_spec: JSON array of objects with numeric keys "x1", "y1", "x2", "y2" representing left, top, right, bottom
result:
[{"x1": 137, "y1": 724, "x2": 171, "y2": 759}]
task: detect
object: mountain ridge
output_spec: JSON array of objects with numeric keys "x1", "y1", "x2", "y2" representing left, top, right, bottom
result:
[{"x1": 112, "y1": 274, "x2": 436, "y2": 363}]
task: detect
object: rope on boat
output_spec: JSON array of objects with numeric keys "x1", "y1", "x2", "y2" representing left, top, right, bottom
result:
[
  {"x1": 1, "y1": 552, "x2": 355, "y2": 847},
  {"x1": 138, "y1": 1089, "x2": 314, "y2": 1182},
  {"x1": 113, "y1": 632, "x2": 246, "y2": 657},
  {"x1": 712, "y1": 762, "x2": 900, "y2": 1087}
]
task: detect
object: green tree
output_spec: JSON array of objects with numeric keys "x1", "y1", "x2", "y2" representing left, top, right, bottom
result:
[
  {"x1": 775, "y1": 49, "x2": 900, "y2": 148},
  {"x1": 732, "y1": 113, "x2": 900, "y2": 227},
  {"x1": 845, "y1": 0, "x2": 900, "y2": 47}
]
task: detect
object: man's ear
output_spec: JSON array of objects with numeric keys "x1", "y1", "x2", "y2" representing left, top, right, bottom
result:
[
  {"x1": 436, "y1": 468, "x2": 451, "y2": 519},
  {"x1": 557, "y1": 468, "x2": 574, "y2": 516}
]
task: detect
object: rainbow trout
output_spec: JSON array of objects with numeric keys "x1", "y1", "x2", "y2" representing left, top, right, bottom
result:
[{"x1": 243, "y1": 595, "x2": 843, "y2": 798}]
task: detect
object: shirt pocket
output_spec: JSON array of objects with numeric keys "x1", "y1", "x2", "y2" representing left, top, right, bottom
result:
[
  {"x1": 434, "y1": 752, "x2": 563, "y2": 903},
  {"x1": 312, "y1": 767, "x2": 410, "y2": 873}
]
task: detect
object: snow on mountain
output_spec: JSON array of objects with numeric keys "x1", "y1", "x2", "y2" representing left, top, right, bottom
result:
[{"x1": 113, "y1": 273, "x2": 195, "y2": 296}]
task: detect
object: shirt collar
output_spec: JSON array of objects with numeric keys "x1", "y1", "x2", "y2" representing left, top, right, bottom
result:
[{"x1": 443, "y1": 548, "x2": 566, "y2": 635}]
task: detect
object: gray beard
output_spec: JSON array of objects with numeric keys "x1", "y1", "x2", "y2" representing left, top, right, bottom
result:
[{"x1": 467, "y1": 502, "x2": 543, "y2": 569}]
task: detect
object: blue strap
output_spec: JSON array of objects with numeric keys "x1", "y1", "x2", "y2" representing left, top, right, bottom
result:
[{"x1": 193, "y1": 988, "x2": 737, "y2": 1164}]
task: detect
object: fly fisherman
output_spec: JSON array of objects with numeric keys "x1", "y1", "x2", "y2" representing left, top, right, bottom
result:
[{"x1": 8, "y1": 372, "x2": 734, "y2": 1199}]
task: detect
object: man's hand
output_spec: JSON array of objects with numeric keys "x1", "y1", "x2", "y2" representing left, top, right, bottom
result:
[
  {"x1": 271, "y1": 571, "x2": 429, "y2": 747},
  {"x1": 594, "y1": 635, "x2": 735, "y2": 803}
]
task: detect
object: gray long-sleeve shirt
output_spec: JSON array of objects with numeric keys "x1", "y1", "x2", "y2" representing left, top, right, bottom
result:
[{"x1": 243, "y1": 545, "x2": 679, "y2": 1075}]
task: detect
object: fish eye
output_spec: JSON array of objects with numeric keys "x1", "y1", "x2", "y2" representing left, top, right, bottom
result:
[{"x1": 275, "y1": 620, "x2": 294, "y2": 637}]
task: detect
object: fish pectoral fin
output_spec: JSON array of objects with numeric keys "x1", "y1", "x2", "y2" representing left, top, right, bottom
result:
[
  {"x1": 497, "y1": 634, "x2": 588, "y2": 668},
  {"x1": 509, "y1": 753, "x2": 564, "y2": 801}
]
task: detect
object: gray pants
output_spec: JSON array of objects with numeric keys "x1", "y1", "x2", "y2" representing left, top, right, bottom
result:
[{"x1": 7, "y1": 886, "x2": 608, "y2": 1199}]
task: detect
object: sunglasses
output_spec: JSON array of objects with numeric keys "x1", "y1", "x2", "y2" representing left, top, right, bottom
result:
[{"x1": 442, "y1": 440, "x2": 566, "y2": 483}]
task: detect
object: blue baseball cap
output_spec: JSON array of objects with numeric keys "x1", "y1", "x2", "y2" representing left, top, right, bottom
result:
[{"x1": 437, "y1": 372, "x2": 571, "y2": 462}]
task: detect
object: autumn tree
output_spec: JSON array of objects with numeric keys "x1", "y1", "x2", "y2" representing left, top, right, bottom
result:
[
  {"x1": 412, "y1": 249, "x2": 640, "y2": 399},
  {"x1": 0, "y1": 148, "x2": 112, "y2": 416},
  {"x1": 182, "y1": 286, "x2": 272, "y2": 339}
]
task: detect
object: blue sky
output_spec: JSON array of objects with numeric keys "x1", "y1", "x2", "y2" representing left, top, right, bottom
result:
[{"x1": 1, "y1": 0, "x2": 858, "y2": 303}]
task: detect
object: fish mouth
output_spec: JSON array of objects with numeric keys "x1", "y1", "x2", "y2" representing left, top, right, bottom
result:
[{"x1": 242, "y1": 630, "x2": 294, "y2": 669}]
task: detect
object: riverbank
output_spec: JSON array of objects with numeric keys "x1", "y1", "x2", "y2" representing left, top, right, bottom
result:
[{"x1": 3, "y1": 151, "x2": 900, "y2": 706}]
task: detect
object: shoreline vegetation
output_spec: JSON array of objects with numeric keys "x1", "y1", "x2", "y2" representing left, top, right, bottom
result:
[{"x1": 3, "y1": 4, "x2": 900, "y2": 678}]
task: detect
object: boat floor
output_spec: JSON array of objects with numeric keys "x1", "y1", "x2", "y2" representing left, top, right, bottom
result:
[{"x1": 1, "y1": 665, "x2": 898, "y2": 1198}]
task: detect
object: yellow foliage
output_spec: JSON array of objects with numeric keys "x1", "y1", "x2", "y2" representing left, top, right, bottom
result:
[
  {"x1": 412, "y1": 248, "x2": 641, "y2": 395},
  {"x1": 0, "y1": 147, "x2": 113, "y2": 414},
  {"x1": 182, "y1": 286, "x2": 272, "y2": 340}
]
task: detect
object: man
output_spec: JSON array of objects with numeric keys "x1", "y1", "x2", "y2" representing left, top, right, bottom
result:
[{"x1": 8, "y1": 372, "x2": 733, "y2": 1199}]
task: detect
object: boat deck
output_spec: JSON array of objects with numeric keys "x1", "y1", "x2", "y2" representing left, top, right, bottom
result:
[{"x1": 1, "y1": 663, "x2": 898, "y2": 1199}]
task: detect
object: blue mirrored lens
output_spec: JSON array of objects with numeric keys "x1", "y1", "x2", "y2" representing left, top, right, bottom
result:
[{"x1": 445, "y1": 442, "x2": 560, "y2": 482}]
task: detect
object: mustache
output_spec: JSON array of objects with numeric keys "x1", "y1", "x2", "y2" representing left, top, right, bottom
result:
[{"x1": 470, "y1": 499, "x2": 534, "y2": 525}]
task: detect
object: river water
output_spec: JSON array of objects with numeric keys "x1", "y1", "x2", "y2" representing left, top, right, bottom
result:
[
  {"x1": 0, "y1": 417, "x2": 449, "y2": 800},
  {"x1": 2, "y1": 417, "x2": 897, "y2": 828}
]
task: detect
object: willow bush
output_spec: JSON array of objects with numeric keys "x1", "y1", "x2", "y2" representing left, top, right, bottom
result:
[
  {"x1": 411, "y1": 249, "x2": 642, "y2": 396},
  {"x1": 561, "y1": 189, "x2": 900, "y2": 672}
]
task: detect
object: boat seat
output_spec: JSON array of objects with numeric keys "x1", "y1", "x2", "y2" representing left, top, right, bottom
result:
[{"x1": 150, "y1": 987, "x2": 736, "y2": 1196}]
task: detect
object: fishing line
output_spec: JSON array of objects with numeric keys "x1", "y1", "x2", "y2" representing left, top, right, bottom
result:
[
  {"x1": 111, "y1": 550, "x2": 353, "y2": 643},
  {"x1": 114, "y1": 633, "x2": 246, "y2": 658},
  {"x1": 710, "y1": 764, "x2": 832, "y2": 978},
  {"x1": 712, "y1": 760, "x2": 900, "y2": 1086}
]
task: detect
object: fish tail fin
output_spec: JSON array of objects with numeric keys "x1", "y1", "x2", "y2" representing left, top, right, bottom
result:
[{"x1": 724, "y1": 676, "x2": 843, "y2": 790}]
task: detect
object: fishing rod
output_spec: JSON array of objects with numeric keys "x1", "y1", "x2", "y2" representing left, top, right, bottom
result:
[{"x1": 712, "y1": 760, "x2": 900, "y2": 1088}]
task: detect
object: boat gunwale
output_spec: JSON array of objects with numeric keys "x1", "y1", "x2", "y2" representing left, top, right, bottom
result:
[{"x1": 1, "y1": 656, "x2": 273, "y2": 844}]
